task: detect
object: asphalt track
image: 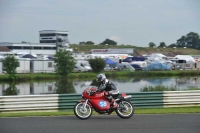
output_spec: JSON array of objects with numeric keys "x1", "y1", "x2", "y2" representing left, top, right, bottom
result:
[{"x1": 0, "y1": 114, "x2": 199, "y2": 133}]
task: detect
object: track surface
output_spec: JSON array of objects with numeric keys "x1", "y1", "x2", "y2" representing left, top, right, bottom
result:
[{"x1": 0, "y1": 114, "x2": 200, "y2": 133}]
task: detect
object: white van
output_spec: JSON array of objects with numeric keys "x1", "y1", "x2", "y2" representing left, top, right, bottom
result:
[
  {"x1": 76, "y1": 60, "x2": 92, "y2": 71},
  {"x1": 73, "y1": 65, "x2": 88, "y2": 72}
]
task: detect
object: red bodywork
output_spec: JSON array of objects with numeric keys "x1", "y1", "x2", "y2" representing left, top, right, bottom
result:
[{"x1": 81, "y1": 87, "x2": 110, "y2": 111}]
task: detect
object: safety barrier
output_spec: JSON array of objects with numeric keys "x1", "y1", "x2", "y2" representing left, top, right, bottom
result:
[
  {"x1": 0, "y1": 90, "x2": 200, "y2": 112},
  {"x1": 163, "y1": 90, "x2": 200, "y2": 107}
]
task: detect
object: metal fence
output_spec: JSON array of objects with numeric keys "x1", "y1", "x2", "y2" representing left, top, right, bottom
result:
[{"x1": 0, "y1": 90, "x2": 200, "y2": 112}]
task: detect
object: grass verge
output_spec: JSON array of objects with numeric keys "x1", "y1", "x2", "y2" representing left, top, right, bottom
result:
[
  {"x1": 1, "y1": 71, "x2": 200, "y2": 82},
  {"x1": 0, "y1": 106, "x2": 200, "y2": 117}
]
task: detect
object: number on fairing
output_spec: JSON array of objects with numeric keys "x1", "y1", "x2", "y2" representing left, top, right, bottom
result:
[{"x1": 99, "y1": 100, "x2": 107, "y2": 107}]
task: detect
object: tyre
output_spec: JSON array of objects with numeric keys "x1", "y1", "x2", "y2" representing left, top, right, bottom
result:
[
  {"x1": 115, "y1": 100, "x2": 134, "y2": 119},
  {"x1": 74, "y1": 102, "x2": 92, "y2": 120}
]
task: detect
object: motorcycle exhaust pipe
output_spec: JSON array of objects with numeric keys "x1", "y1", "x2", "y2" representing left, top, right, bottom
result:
[
  {"x1": 124, "y1": 95, "x2": 132, "y2": 99},
  {"x1": 115, "y1": 95, "x2": 132, "y2": 102}
]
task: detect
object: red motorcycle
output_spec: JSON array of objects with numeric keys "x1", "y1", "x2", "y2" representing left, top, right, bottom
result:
[{"x1": 74, "y1": 86, "x2": 134, "y2": 120}]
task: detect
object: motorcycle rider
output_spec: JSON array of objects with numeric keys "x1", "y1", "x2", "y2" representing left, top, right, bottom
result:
[{"x1": 96, "y1": 73, "x2": 119, "y2": 109}]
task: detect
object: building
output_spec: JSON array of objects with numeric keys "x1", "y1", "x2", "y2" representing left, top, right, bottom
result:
[
  {"x1": 0, "y1": 42, "x2": 57, "y2": 56},
  {"x1": 0, "y1": 30, "x2": 71, "y2": 56},
  {"x1": 39, "y1": 30, "x2": 69, "y2": 45},
  {"x1": 16, "y1": 59, "x2": 30, "y2": 73},
  {"x1": 30, "y1": 60, "x2": 55, "y2": 73}
]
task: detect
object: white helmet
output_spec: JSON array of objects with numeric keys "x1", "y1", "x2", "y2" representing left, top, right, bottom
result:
[{"x1": 96, "y1": 73, "x2": 106, "y2": 82}]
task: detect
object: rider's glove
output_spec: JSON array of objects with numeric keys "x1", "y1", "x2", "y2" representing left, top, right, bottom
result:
[{"x1": 104, "y1": 92, "x2": 109, "y2": 96}]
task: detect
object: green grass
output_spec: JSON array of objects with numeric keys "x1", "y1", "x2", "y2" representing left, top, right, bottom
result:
[
  {"x1": 1, "y1": 70, "x2": 200, "y2": 82},
  {"x1": 0, "y1": 106, "x2": 199, "y2": 117},
  {"x1": 140, "y1": 85, "x2": 178, "y2": 92},
  {"x1": 69, "y1": 44, "x2": 200, "y2": 55}
]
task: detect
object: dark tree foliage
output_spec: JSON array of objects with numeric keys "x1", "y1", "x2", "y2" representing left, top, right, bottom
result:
[
  {"x1": 149, "y1": 42, "x2": 156, "y2": 47},
  {"x1": 85, "y1": 41, "x2": 95, "y2": 45},
  {"x1": 79, "y1": 41, "x2": 95, "y2": 45},
  {"x1": 158, "y1": 42, "x2": 167, "y2": 47},
  {"x1": 100, "y1": 39, "x2": 117, "y2": 45},
  {"x1": 88, "y1": 57, "x2": 106, "y2": 72},
  {"x1": 176, "y1": 32, "x2": 200, "y2": 49},
  {"x1": 168, "y1": 43, "x2": 177, "y2": 48},
  {"x1": 79, "y1": 41, "x2": 85, "y2": 45}
]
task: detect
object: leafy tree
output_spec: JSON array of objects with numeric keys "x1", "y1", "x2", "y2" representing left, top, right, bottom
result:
[
  {"x1": 88, "y1": 57, "x2": 106, "y2": 72},
  {"x1": 168, "y1": 43, "x2": 177, "y2": 48},
  {"x1": 100, "y1": 39, "x2": 117, "y2": 45},
  {"x1": 186, "y1": 32, "x2": 200, "y2": 48},
  {"x1": 149, "y1": 42, "x2": 156, "y2": 47},
  {"x1": 176, "y1": 32, "x2": 200, "y2": 49},
  {"x1": 79, "y1": 41, "x2": 85, "y2": 45},
  {"x1": 79, "y1": 41, "x2": 95, "y2": 45},
  {"x1": 177, "y1": 36, "x2": 186, "y2": 47},
  {"x1": 2, "y1": 55, "x2": 18, "y2": 81},
  {"x1": 85, "y1": 41, "x2": 95, "y2": 45},
  {"x1": 158, "y1": 42, "x2": 167, "y2": 48},
  {"x1": 54, "y1": 49, "x2": 76, "y2": 76}
]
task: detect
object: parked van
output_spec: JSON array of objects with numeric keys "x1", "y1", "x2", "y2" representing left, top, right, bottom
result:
[
  {"x1": 170, "y1": 59, "x2": 195, "y2": 70},
  {"x1": 76, "y1": 60, "x2": 92, "y2": 71},
  {"x1": 73, "y1": 66, "x2": 88, "y2": 72}
]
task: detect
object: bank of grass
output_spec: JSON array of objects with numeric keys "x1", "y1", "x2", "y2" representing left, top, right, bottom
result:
[
  {"x1": 0, "y1": 106, "x2": 199, "y2": 117},
  {"x1": 1, "y1": 70, "x2": 200, "y2": 82},
  {"x1": 141, "y1": 85, "x2": 178, "y2": 92}
]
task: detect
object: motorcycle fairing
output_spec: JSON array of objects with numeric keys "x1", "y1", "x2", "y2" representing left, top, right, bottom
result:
[{"x1": 89, "y1": 99, "x2": 110, "y2": 111}]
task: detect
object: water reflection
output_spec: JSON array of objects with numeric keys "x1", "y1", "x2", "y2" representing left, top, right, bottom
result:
[
  {"x1": 3, "y1": 82, "x2": 17, "y2": 95},
  {"x1": 55, "y1": 77, "x2": 76, "y2": 94},
  {"x1": 0, "y1": 77, "x2": 200, "y2": 96},
  {"x1": 90, "y1": 79, "x2": 100, "y2": 87}
]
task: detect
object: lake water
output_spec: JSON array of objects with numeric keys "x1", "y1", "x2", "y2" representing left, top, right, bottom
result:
[{"x1": 0, "y1": 76, "x2": 200, "y2": 96}]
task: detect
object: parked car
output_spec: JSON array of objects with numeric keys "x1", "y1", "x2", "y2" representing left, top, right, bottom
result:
[
  {"x1": 104, "y1": 65, "x2": 112, "y2": 71},
  {"x1": 131, "y1": 64, "x2": 143, "y2": 71},
  {"x1": 115, "y1": 63, "x2": 135, "y2": 71}
]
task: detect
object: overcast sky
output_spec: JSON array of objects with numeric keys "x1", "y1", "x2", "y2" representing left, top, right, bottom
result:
[{"x1": 0, "y1": 0, "x2": 199, "y2": 47}]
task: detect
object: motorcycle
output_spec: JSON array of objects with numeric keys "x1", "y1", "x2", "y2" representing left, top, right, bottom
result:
[{"x1": 74, "y1": 86, "x2": 134, "y2": 120}]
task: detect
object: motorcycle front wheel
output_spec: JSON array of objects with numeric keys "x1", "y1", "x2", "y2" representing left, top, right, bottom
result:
[
  {"x1": 74, "y1": 102, "x2": 92, "y2": 120},
  {"x1": 115, "y1": 100, "x2": 134, "y2": 119}
]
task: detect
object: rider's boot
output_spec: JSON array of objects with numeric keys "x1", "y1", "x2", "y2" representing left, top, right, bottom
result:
[
  {"x1": 108, "y1": 99, "x2": 117, "y2": 115},
  {"x1": 110, "y1": 99, "x2": 117, "y2": 108}
]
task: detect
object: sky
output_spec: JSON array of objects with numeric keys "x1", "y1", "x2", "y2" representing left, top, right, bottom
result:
[{"x1": 0, "y1": 0, "x2": 200, "y2": 47}]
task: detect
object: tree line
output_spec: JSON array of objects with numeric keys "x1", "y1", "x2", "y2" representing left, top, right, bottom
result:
[
  {"x1": 149, "y1": 32, "x2": 200, "y2": 49},
  {"x1": 78, "y1": 32, "x2": 200, "y2": 50},
  {"x1": 79, "y1": 39, "x2": 117, "y2": 45}
]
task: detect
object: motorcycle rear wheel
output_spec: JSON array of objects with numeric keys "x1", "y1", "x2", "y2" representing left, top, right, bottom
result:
[
  {"x1": 74, "y1": 102, "x2": 92, "y2": 120},
  {"x1": 115, "y1": 100, "x2": 134, "y2": 119}
]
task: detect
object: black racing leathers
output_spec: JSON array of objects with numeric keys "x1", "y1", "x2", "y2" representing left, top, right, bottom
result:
[{"x1": 98, "y1": 79, "x2": 119, "y2": 102}]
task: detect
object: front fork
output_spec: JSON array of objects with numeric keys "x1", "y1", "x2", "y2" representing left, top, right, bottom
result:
[{"x1": 82, "y1": 99, "x2": 89, "y2": 109}]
